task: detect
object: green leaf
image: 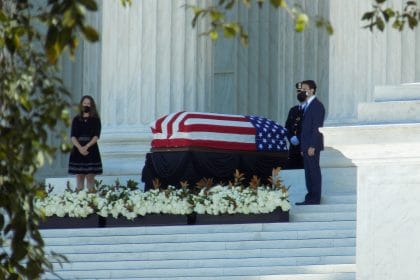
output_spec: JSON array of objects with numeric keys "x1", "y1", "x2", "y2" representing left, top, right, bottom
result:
[
  {"x1": 361, "y1": 11, "x2": 375, "y2": 21},
  {"x1": 408, "y1": 15, "x2": 418, "y2": 29},
  {"x1": 326, "y1": 23, "x2": 334, "y2": 35},
  {"x1": 5, "y1": 36, "x2": 16, "y2": 54},
  {"x1": 209, "y1": 30, "x2": 219, "y2": 40},
  {"x1": 210, "y1": 10, "x2": 224, "y2": 22},
  {"x1": 82, "y1": 25, "x2": 99, "y2": 42},
  {"x1": 376, "y1": 17, "x2": 385, "y2": 31},
  {"x1": 20, "y1": 95, "x2": 31, "y2": 112},
  {"x1": 270, "y1": 0, "x2": 286, "y2": 8},
  {"x1": 384, "y1": 8, "x2": 395, "y2": 18},
  {"x1": 392, "y1": 19, "x2": 403, "y2": 30},
  {"x1": 78, "y1": 0, "x2": 98, "y2": 11},
  {"x1": 63, "y1": 8, "x2": 76, "y2": 27},
  {"x1": 223, "y1": 25, "x2": 237, "y2": 38},
  {"x1": 225, "y1": 0, "x2": 236, "y2": 10},
  {"x1": 45, "y1": 26, "x2": 59, "y2": 64},
  {"x1": 0, "y1": 10, "x2": 9, "y2": 22}
]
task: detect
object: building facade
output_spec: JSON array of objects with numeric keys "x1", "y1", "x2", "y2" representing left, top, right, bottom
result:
[{"x1": 43, "y1": 2, "x2": 420, "y2": 279}]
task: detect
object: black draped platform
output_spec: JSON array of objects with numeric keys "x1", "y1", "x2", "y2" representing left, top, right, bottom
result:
[{"x1": 141, "y1": 147, "x2": 288, "y2": 191}]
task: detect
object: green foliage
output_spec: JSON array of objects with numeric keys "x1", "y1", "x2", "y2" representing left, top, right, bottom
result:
[
  {"x1": 192, "y1": 0, "x2": 418, "y2": 45},
  {"x1": 0, "y1": 0, "x2": 99, "y2": 278},
  {"x1": 362, "y1": 0, "x2": 419, "y2": 31},
  {"x1": 190, "y1": 0, "x2": 333, "y2": 46}
]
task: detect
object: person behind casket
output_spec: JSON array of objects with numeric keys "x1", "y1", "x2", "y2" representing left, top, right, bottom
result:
[
  {"x1": 284, "y1": 82, "x2": 306, "y2": 169},
  {"x1": 295, "y1": 80, "x2": 325, "y2": 205}
]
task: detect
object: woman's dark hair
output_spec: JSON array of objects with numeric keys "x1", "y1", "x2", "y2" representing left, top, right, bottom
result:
[
  {"x1": 302, "y1": 80, "x2": 317, "y2": 94},
  {"x1": 79, "y1": 95, "x2": 99, "y2": 118}
]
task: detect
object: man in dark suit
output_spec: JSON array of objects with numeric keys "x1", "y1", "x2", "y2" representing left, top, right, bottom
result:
[
  {"x1": 295, "y1": 80, "x2": 325, "y2": 205},
  {"x1": 284, "y1": 82, "x2": 306, "y2": 169}
]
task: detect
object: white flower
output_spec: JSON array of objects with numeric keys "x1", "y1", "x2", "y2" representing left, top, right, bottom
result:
[{"x1": 35, "y1": 178, "x2": 291, "y2": 219}]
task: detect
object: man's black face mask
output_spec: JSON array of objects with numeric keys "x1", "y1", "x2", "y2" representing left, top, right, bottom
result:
[{"x1": 297, "y1": 90, "x2": 307, "y2": 102}]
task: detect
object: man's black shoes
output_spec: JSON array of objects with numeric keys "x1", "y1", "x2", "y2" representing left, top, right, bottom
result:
[{"x1": 295, "y1": 201, "x2": 320, "y2": 205}]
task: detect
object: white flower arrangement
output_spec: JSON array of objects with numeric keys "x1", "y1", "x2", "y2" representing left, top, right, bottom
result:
[
  {"x1": 37, "y1": 169, "x2": 291, "y2": 219},
  {"x1": 192, "y1": 185, "x2": 290, "y2": 215},
  {"x1": 35, "y1": 190, "x2": 95, "y2": 218}
]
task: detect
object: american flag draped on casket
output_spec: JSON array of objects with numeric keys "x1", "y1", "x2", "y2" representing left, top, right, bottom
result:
[{"x1": 151, "y1": 112, "x2": 288, "y2": 152}]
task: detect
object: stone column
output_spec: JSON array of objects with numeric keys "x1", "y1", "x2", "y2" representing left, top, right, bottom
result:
[{"x1": 98, "y1": 0, "x2": 212, "y2": 176}]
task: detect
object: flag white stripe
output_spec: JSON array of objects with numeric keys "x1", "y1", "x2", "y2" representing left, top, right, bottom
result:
[
  {"x1": 171, "y1": 111, "x2": 190, "y2": 137},
  {"x1": 184, "y1": 118, "x2": 253, "y2": 128},
  {"x1": 169, "y1": 132, "x2": 255, "y2": 143},
  {"x1": 161, "y1": 112, "x2": 179, "y2": 139},
  {"x1": 152, "y1": 132, "x2": 256, "y2": 142}
]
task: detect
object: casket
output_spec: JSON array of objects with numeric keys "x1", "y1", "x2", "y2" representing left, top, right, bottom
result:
[{"x1": 141, "y1": 112, "x2": 289, "y2": 190}]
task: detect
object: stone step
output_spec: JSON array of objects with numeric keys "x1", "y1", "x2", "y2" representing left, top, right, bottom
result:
[
  {"x1": 358, "y1": 100, "x2": 420, "y2": 124},
  {"x1": 44, "y1": 264, "x2": 356, "y2": 279},
  {"x1": 83, "y1": 273, "x2": 355, "y2": 280},
  {"x1": 283, "y1": 167, "x2": 357, "y2": 196},
  {"x1": 291, "y1": 204, "x2": 356, "y2": 213},
  {"x1": 321, "y1": 194, "x2": 357, "y2": 204},
  {"x1": 51, "y1": 255, "x2": 355, "y2": 271},
  {"x1": 48, "y1": 246, "x2": 355, "y2": 262},
  {"x1": 291, "y1": 212, "x2": 356, "y2": 222},
  {"x1": 43, "y1": 229, "x2": 355, "y2": 246},
  {"x1": 45, "y1": 237, "x2": 356, "y2": 254},
  {"x1": 374, "y1": 83, "x2": 420, "y2": 101},
  {"x1": 41, "y1": 220, "x2": 357, "y2": 238}
]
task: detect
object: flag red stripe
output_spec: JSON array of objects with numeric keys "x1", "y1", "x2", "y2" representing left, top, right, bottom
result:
[
  {"x1": 151, "y1": 139, "x2": 255, "y2": 151},
  {"x1": 152, "y1": 114, "x2": 167, "y2": 133},
  {"x1": 166, "y1": 111, "x2": 185, "y2": 138},
  {"x1": 178, "y1": 124, "x2": 256, "y2": 135}
]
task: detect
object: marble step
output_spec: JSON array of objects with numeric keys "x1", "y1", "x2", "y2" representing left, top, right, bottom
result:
[
  {"x1": 51, "y1": 255, "x2": 355, "y2": 271},
  {"x1": 291, "y1": 212, "x2": 356, "y2": 222},
  {"x1": 44, "y1": 264, "x2": 356, "y2": 279},
  {"x1": 45, "y1": 237, "x2": 355, "y2": 254},
  {"x1": 48, "y1": 246, "x2": 355, "y2": 262},
  {"x1": 320, "y1": 194, "x2": 356, "y2": 204},
  {"x1": 291, "y1": 204, "x2": 356, "y2": 213},
  {"x1": 43, "y1": 229, "x2": 355, "y2": 246},
  {"x1": 41, "y1": 220, "x2": 357, "y2": 238},
  {"x1": 374, "y1": 83, "x2": 420, "y2": 101},
  {"x1": 282, "y1": 167, "x2": 357, "y2": 196},
  {"x1": 358, "y1": 100, "x2": 420, "y2": 124},
  {"x1": 78, "y1": 273, "x2": 355, "y2": 280}
]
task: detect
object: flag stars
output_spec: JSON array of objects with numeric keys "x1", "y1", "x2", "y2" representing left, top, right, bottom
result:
[{"x1": 247, "y1": 115, "x2": 288, "y2": 152}]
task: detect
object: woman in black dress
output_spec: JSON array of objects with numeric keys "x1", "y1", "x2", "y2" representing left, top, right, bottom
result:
[{"x1": 68, "y1": 95, "x2": 103, "y2": 191}]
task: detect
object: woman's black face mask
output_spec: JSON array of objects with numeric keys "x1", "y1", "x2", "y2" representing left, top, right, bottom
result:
[{"x1": 83, "y1": 106, "x2": 91, "y2": 113}]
